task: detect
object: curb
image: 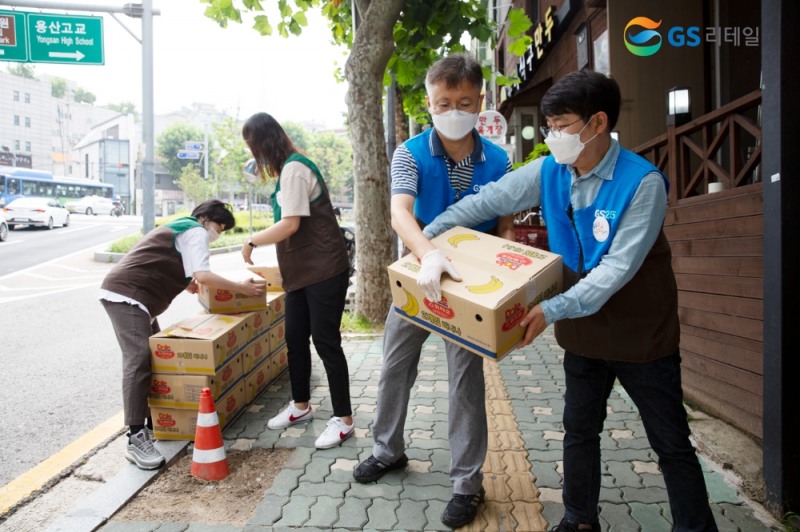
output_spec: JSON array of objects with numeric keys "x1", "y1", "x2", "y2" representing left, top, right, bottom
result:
[{"x1": 43, "y1": 439, "x2": 189, "y2": 532}]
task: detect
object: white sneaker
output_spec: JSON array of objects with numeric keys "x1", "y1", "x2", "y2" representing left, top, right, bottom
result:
[
  {"x1": 267, "y1": 400, "x2": 314, "y2": 429},
  {"x1": 315, "y1": 416, "x2": 355, "y2": 449},
  {"x1": 125, "y1": 430, "x2": 165, "y2": 470}
]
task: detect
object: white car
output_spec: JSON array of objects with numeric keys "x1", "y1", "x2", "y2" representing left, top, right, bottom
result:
[
  {"x1": 3, "y1": 197, "x2": 70, "y2": 230},
  {"x1": 0, "y1": 211, "x2": 7, "y2": 241},
  {"x1": 65, "y1": 195, "x2": 116, "y2": 215}
]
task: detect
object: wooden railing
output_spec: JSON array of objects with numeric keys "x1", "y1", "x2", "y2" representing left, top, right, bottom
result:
[{"x1": 632, "y1": 90, "x2": 762, "y2": 204}]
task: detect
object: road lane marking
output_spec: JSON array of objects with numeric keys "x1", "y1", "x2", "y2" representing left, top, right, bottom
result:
[{"x1": 0, "y1": 411, "x2": 124, "y2": 514}]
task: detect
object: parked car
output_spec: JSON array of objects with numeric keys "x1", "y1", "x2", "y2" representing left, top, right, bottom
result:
[
  {"x1": 65, "y1": 195, "x2": 116, "y2": 215},
  {"x1": 3, "y1": 197, "x2": 70, "y2": 230},
  {"x1": 0, "y1": 211, "x2": 7, "y2": 242}
]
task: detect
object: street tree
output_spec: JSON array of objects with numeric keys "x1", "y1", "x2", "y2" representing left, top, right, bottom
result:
[
  {"x1": 73, "y1": 87, "x2": 96, "y2": 104},
  {"x1": 211, "y1": 116, "x2": 252, "y2": 205},
  {"x1": 156, "y1": 122, "x2": 208, "y2": 180},
  {"x1": 281, "y1": 121, "x2": 313, "y2": 152},
  {"x1": 106, "y1": 101, "x2": 140, "y2": 120},
  {"x1": 306, "y1": 130, "x2": 353, "y2": 203},
  {"x1": 202, "y1": 0, "x2": 520, "y2": 322},
  {"x1": 51, "y1": 77, "x2": 67, "y2": 99},
  {"x1": 7, "y1": 63, "x2": 36, "y2": 79},
  {"x1": 176, "y1": 164, "x2": 215, "y2": 206}
]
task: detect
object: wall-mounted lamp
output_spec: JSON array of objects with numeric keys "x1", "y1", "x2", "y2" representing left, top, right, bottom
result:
[
  {"x1": 666, "y1": 86, "x2": 691, "y2": 127},
  {"x1": 521, "y1": 126, "x2": 535, "y2": 141}
]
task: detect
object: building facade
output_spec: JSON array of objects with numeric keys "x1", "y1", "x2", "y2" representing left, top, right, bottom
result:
[{"x1": 0, "y1": 70, "x2": 120, "y2": 173}]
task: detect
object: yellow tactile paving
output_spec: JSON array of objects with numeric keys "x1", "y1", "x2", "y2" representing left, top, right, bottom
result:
[{"x1": 463, "y1": 360, "x2": 547, "y2": 531}]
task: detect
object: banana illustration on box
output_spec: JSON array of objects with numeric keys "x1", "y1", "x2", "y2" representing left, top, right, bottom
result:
[
  {"x1": 399, "y1": 287, "x2": 420, "y2": 316},
  {"x1": 466, "y1": 275, "x2": 504, "y2": 294},
  {"x1": 446, "y1": 233, "x2": 479, "y2": 248}
]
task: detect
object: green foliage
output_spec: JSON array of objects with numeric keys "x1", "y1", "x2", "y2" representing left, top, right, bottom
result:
[
  {"x1": 51, "y1": 77, "x2": 67, "y2": 98},
  {"x1": 785, "y1": 512, "x2": 800, "y2": 532},
  {"x1": 156, "y1": 122, "x2": 207, "y2": 178},
  {"x1": 198, "y1": 1, "x2": 532, "y2": 127},
  {"x1": 512, "y1": 142, "x2": 551, "y2": 170},
  {"x1": 211, "y1": 116, "x2": 252, "y2": 201},
  {"x1": 107, "y1": 231, "x2": 144, "y2": 253},
  {"x1": 108, "y1": 210, "x2": 274, "y2": 253},
  {"x1": 341, "y1": 310, "x2": 384, "y2": 334},
  {"x1": 7, "y1": 63, "x2": 37, "y2": 79},
  {"x1": 73, "y1": 87, "x2": 96, "y2": 104},
  {"x1": 106, "y1": 101, "x2": 140, "y2": 120},
  {"x1": 176, "y1": 164, "x2": 215, "y2": 204},
  {"x1": 282, "y1": 122, "x2": 312, "y2": 151}
]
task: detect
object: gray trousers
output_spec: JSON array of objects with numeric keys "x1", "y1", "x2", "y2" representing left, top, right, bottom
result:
[
  {"x1": 101, "y1": 299, "x2": 159, "y2": 427},
  {"x1": 371, "y1": 310, "x2": 487, "y2": 495}
]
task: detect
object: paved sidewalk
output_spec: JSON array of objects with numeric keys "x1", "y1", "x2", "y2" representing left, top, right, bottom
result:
[{"x1": 91, "y1": 329, "x2": 779, "y2": 531}]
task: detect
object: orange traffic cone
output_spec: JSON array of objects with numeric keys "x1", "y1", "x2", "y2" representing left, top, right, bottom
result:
[{"x1": 190, "y1": 387, "x2": 230, "y2": 481}]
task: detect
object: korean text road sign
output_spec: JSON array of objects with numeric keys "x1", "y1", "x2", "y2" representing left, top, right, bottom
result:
[
  {"x1": 27, "y1": 13, "x2": 104, "y2": 64},
  {"x1": 0, "y1": 11, "x2": 28, "y2": 62},
  {"x1": 177, "y1": 150, "x2": 202, "y2": 160}
]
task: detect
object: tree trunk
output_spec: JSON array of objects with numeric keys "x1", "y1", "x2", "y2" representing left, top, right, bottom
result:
[
  {"x1": 395, "y1": 84, "x2": 409, "y2": 145},
  {"x1": 345, "y1": 0, "x2": 405, "y2": 323}
]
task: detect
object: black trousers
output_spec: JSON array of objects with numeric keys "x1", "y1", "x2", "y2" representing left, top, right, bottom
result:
[{"x1": 283, "y1": 269, "x2": 352, "y2": 418}]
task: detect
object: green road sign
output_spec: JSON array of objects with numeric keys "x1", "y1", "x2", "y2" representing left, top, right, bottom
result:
[
  {"x1": 0, "y1": 11, "x2": 28, "y2": 62},
  {"x1": 27, "y1": 13, "x2": 103, "y2": 65}
]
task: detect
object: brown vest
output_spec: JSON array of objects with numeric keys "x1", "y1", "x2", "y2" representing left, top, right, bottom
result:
[
  {"x1": 276, "y1": 185, "x2": 349, "y2": 292},
  {"x1": 101, "y1": 225, "x2": 191, "y2": 316},
  {"x1": 554, "y1": 231, "x2": 680, "y2": 362}
]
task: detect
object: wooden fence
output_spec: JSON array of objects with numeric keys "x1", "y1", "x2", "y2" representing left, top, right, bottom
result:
[{"x1": 634, "y1": 90, "x2": 764, "y2": 439}]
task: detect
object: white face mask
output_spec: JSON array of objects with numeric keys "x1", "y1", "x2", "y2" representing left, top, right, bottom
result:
[
  {"x1": 544, "y1": 116, "x2": 598, "y2": 165},
  {"x1": 430, "y1": 109, "x2": 478, "y2": 141},
  {"x1": 206, "y1": 226, "x2": 220, "y2": 243}
]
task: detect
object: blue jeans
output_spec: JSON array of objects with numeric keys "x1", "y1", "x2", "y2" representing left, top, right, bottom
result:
[{"x1": 561, "y1": 351, "x2": 717, "y2": 532}]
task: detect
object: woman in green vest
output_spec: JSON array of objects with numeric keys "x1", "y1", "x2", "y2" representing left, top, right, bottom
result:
[{"x1": 241, "y1": 112, "x2": 354, "y2": 449}]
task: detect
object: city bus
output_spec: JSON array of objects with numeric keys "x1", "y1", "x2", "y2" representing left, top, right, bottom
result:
[{"x1": 0, "y1": 166, "x2": 115, "y2": 207}]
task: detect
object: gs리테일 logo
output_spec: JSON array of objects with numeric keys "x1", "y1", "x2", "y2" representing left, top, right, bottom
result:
[
  {"x1": 624, "y1": 17, "x2": 663, "y2": 56},
  {"x1": 625, "y1": 16, "x2": 704, "y2": 56}
]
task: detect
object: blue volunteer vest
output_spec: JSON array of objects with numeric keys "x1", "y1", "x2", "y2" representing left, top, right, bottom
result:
[
  {"x1": 540, "y1": 148, "x2": 667, "y2": 274},
  {"x1": 406, "y1": 129, "x2": 508, "y2": 233}
]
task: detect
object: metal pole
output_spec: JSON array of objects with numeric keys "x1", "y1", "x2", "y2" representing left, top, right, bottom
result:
[
  {"x1": 203, "y1": 123, "x2": 209, "y2": 186},
  {"x1": 141, "y1": 0, "x2": 155, "y2": 232},
  {"x1": 4, "y1": 1, "x2": 159, "y2": 14}
]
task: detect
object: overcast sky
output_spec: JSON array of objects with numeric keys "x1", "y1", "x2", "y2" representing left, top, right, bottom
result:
[{"x1": 9, "y1": 0, "x2": 350, "y2": 128}]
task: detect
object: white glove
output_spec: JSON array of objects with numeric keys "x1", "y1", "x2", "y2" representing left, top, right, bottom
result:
[{"x1": 417, "y1": 249, "x2": 461, "y2": 302}]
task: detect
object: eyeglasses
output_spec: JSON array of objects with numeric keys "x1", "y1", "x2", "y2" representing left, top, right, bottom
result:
[
  {"x1": 431, "y1": 101, "x2": 477, "y2": 114},
  {"x1": 540, "y1": 117, "x2": 585, "y2": 138}
]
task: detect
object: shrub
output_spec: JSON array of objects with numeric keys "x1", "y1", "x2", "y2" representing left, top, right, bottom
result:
[{"x1": 107, "y1": 211, "x2": 273, "y2": 254}]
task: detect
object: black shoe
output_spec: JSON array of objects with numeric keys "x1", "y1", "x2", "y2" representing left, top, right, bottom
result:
[
  {"x1": 352, "y1": 453, "x2": 409, "y2": 483},
  {"x1": 441, "y1": 487, "x2": 485, "y2": 529},
  {"x1": 549, "y1": 517, "x2": 601, "y2": 532}
]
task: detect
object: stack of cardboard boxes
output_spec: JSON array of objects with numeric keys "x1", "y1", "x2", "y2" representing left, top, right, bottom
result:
[{"x1": 146, "y1": 268, "x2": 288, "y2": 440}]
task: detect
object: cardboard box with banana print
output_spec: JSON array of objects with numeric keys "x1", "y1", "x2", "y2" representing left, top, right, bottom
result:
[{"x1": 388, "y1": 226, "x2": 562, "y2": 361}]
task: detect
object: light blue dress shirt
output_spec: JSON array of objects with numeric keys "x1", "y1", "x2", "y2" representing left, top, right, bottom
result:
[{"x1": 422, "y1": 139, "x2": 667, "y2": 325}]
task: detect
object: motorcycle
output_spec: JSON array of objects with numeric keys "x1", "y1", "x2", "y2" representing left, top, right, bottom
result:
[
  {"x1": 111, "y1": 200, "x2": 125, "y2": 217},
  {"x1": 334, "y1": 207, "x2": 356, "y2": 282}
]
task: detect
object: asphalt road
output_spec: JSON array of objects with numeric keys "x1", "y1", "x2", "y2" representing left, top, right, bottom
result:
[
  {"x1": 0, "y1": 216, "x2": 276, "y2": 487},
  {"x1": 0, "y1": 214, "x2": 140, "y2": 277}
]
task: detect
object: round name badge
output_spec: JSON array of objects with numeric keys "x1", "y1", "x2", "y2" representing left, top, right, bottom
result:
[{"x1": 593, "y1": 215, "x2": 610, "y2": 242}]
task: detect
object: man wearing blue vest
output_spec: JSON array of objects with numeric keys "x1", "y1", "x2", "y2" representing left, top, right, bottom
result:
[
  {"x1": 422, "y1": 71, "x2": 718, "y2": 532},
  {"x1": 352, "y1": 54, "x2": 514, "y2": 529}
]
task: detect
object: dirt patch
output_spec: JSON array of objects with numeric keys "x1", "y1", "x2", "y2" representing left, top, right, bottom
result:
[{"x1": 113, "y1": 447, "x2": 293, "y2": 526}]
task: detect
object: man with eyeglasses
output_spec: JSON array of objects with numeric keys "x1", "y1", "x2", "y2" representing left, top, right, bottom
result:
[
  {"x1": 421, "y1": 70, "x2": 718, "y2": 532},
  {"x1": 352, "y1": 53, "x2": 514, "y2": 529}
]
